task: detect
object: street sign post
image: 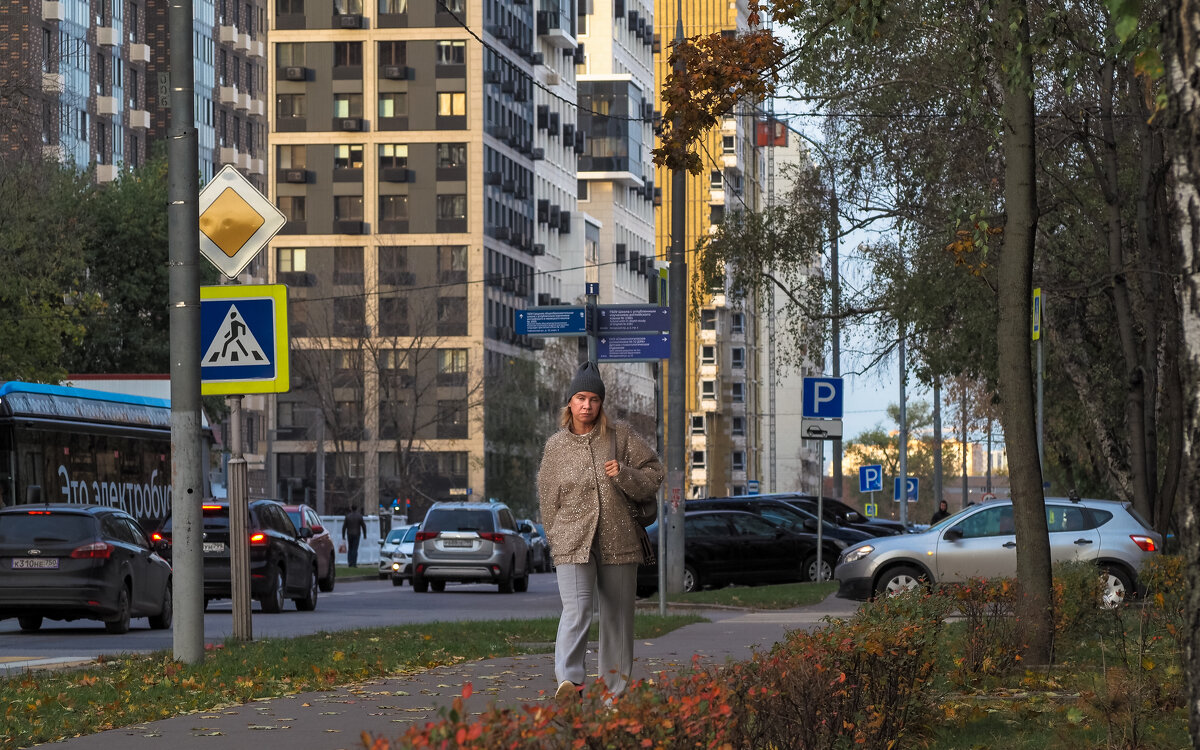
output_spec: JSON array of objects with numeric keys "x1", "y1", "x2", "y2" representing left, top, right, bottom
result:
[
  {"x1": 198, "y1": 165, "x2": 286, "y2": 279},
  {"x1": 597, "y1": 334, "x2": 671, "y2": 362},
  {"x1": 515, "y1": 306, "x2": 588, "y2": 336},
  {"x1": 893, "y1": 476, "x2": 919, "y2": 502},
  {"x1": 200, "y1": 284, "x2": 290, "y2": 395},
  {"x1": 859, "y1": 464, "x2": 884, "y2": 493}
]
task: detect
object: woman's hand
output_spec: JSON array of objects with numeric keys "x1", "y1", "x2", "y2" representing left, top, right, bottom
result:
[{"x1": 604, "y1": 459, "x2": 620, "y2": 477}]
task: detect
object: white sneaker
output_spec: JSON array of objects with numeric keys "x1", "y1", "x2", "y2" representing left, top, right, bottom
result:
[{"x1": 555, "y1": 680, "x2": 578, "y2": 704}]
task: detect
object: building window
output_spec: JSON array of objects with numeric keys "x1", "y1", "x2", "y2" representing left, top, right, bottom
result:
[
  {"x1": 709, "y1": 169, "x2": 722, "y2": 188},
  {"x1": 691, "y1": 450, "x2": 705, "y2": 469},
  {"x1": 380, "y1": 195, "x2": 408, "y2": 220},
  {"x1": 379, "y1": 143, "x2": 407, "y2": 167},
  {"x1": 334, "y1": 349, "x2": 362, "y2": 372},
  {"x1": 276, "y1": 0, "x2": 303, "y2": 14},
  {"x1": 700, "y1": 345, "x2": 715, "y2": 365},
  {"x1": 438, "y1": 348, "x2": 468, "y2": 385},
  {"x1": 379, "y1": 0, "x2": 406, "y2": 13},
  {"x1": 378, "y1": 246, "x2": 411, "y2": 285},
  {"x1": 732, "y1": 415, "x2": 745, "y2": 436},
  {"x1": 378, "y1": 92, "x2": 407, "y2": 117},
  {"x1": 700, "y1": 309, "x2": 717, "y2": 330},
  {"x1": 437, "y1": 298, "x2": 467, "y2": 335},
  {"x1": 334, "y1": 143, "x2": 364, "y2": 170},
  {"x1": 438, "y1": 142, "x2": 467, "y2": 167},
  {"x1": 276, "y1": 93, "x2": 305, "y2": 118},
  {"x1": 690, "y1": 415, "x2": 705, "y2": 434},
  {"x1": 277, "y1": 145, "x2": 306, "y2": 169},
  {"x1": 277, "y1": 247, "x2": 306, "y2": 272},
  {"x1": 334, "y1": 246, "x2": 363, "y2": 284},
  {"x1": 437, "y1": 400, "x2": 468, "y2": 439},
  {"x1": 437, "y1": 92, "x2": 466, "y2": 116},
  {"x1": 731, "y1": 312, "x2": 744, "y2": 334},
  {"x1": 334, "y1": 93, "x2": 363, "y2": 117},
  {"x1": 334, "y1": 41, "x2": 362, "y2": 66},
  {"x1": 333, "y1": 298, "x2": 364, "y2": 335},
  {"x1": 276, "y1": 42, "x2": 304, "y2": 66},
  {"x1": 435, "y1": 40, "x2": 465, "y2": 64},
  {"x1": 437, "y1": 194, "x2": 467, "y2": 220},
  {"x1": 334, "y1": 195, "x2": 363, "y2": 221},
  {"x1": 378, "y1": 298, "x2": 408, "y2": 336},
  {"x1": 333, "y1": 0, "x2": 362, "y2": 13},
  {"x1": 732, "y1": 347, "x2": 745, "y2": 368},
  {"x1": 277, "y1": 196, "x2": 305, "y2": 221},
  {"x1": 732, "y1": 451, "x2": 745, "y2": 471},
  {"x1": 732, "y1": 382, "x2": 745, "y2": 403},
  {"x1": 438, "y1": 245, "x2": 467, "y2": 281},
  {"x1": 378, "y1": 39, "x2": 406, "y2": 64},
  {"x1": 722, "y1": 134, "x2": 735, "y2": 153},
  {"x1": 701, "y1": 379, "x2": 715, "y2": 398}
]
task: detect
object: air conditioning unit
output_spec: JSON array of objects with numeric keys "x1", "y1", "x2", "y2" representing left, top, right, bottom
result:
[
  {"x1": 643, "y1": 101, "x2": 654, "y2": 121},
  {"x1": 484, "y1": 70, "x2": 501, "y2": 83},
  {"x1": 558, "y1": 210, "x2": 571, "y2": 234},
  {"x1": 338, "y1": 13, "x2": 362, "y2": 28},
  {"x1": 284, "y1": 66, "x2": 307, "y2": 81},
  {"x1": 501, "y1": 179, "x2": 515, "y2": 193},
  {"x1": 382, "y1": 65, "x2": 409, "y2": 80},
  {"x1": 537, "y1": 293, "x2": 551, "y2": 305},
  {"x1": 284, "y1": 169, "x2": 307, "y2": 183},
  {"x1": 494, "y1": 226, "x2": 511, "y2": 240},
  {"x1": 531, "y1": 147, "x2": 544, "y2": 160},
  {"x1": 574, "y1": 131, "x2": 585, "y2": 155},
  {"x1": 545, "y1": 70, "x2": 561, "y2": 86},
  {"x1": 500, "y1": 79, "x2": 515, "y2": 93},
  {"x1": 529, "y1": 52, "x2": 544, "y2": 65},
  {"x1": 532, "y1": 243, "x2": 545, "y2": 256},
  {"x1": 339, "y1": 117, "x2": 363, "y2": 131},
  {"x1": 484, "y1": 171, "x2": 502, "y2": 185},
  {"x1": 629, "y1": 250, "x2": 640, "y2": 270},
  {"x1": 627, "y1": 10, "x2": 638, "y2": 30},
  {"x1": 616, "y1": 243, "x2": 627, "y2": 263},
  {"x1": 548, "y1": 112, "x2": 560, "y2": 136},
  {"x1": 562, "y1": 123, "x2": 575, "y2": 142}
]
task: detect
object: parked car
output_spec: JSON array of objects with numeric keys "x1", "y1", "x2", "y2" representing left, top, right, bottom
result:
[
  {"x1": 0, "y1": 504, "x2": 173, "y2": 633},
  {"x1": 834, "y1": 496, "x2": 1162, "y2": 607},
  {"x1": 517, "y1": 518, "x2": 549, "y2": 573},
  {"x1": 283, "y1": 503, "x2": 336, "y2": 592},
  {"x1": 411, "y1": 502, "x2": 530, "y2": 593},
  {"x1": 636, "y1": 509, "x2": 820, "y2": 596},
  {"x1": 381, "y1": 523, "x2": 418, "y2": 584},
  {"x1": 155, "y1": 499, "x2": 319, "y2": 612},
  {"x1": 686, "y1": 498, "x2": 848, "y2": 581}
]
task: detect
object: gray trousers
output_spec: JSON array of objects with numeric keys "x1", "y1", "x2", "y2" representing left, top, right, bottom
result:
[{"x1": 554, "y1": 558, "x2": 638, "y2": 697}]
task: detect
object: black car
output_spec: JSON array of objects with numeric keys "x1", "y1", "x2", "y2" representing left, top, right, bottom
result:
[
  {"x1": 711, "y1": 493, "x2": 906, "y2": 537},
  {"x1": 0, "y1": 504, "x2": 173, "y2": 633},
  {"x1": 155, "y1": 499, "x2": 318, "y2": 612},
  {"x1": 636, "y1": 509, "x2": 819, "y2": 596},
  {"x1": 686, "y1": 497, "x2": 851, "y2": 581}
]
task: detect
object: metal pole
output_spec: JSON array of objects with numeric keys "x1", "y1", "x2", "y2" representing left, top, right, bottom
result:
[
  {"x1": 316, "y1": 416, "x2": 326, "y2": 515},
  {"x1": 1036, "y1": 335, "x2": 1044, "y2": 474},
  {"x1": 227, "y1": 397, "x2": 252, "y2": 641},
  {"x1": 932, "y1": 377, "x2": 943, "y2": 511},
  {"x1": 586, "y1": 285, "x2": 598, "y2": 364},
  {"x1": 898, "y1": 323, "x2": 908, "y2": 527},
  {"x1": 664, "y1": 4, "x2": 687, "y2": 595},
  {"x1": 829, "y1": 190, "x2": 841, "y2": 499},
  {"x1": 167, "y1": 0, "x2": 203, "y2": 665},
  {"x1": 815, "y1": 441, "x2": 824, "y2": 580}
]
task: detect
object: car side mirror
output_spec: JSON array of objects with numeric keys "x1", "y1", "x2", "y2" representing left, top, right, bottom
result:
[
  {"x1": 944, "y1": 528, "x2": 963, "y2": 542},
  {"x1": 297, "y1": 527, "x2": 314, "y2": 540},
  {"x1": 311, "y1": 524, "x2": 325, "y2": 534},
  {"x1": 518, "y1": 522, "x2": 533, "y2": 534},
  {"x1": 803, "y1": 519, "x2": 818, "y2": 532},
  {"x1": 846, "y1": 512, "x2": 863, "y2": 522}
]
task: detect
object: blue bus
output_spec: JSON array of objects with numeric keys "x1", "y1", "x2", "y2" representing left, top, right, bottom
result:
[{"x1": 0, "y1": 382, "x2": 210, "y2": 528}]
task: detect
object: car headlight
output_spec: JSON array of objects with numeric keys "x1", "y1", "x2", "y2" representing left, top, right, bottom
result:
[
  {"x1": 841, "y1": 544, "x2": 875, "y2": 564},
  {"x1": 391, "y1": 561, "x2": 401, "y2": 571}
]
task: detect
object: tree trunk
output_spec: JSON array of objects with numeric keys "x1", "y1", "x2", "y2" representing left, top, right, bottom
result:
[
  {"x1": 994, "y1": 0, "x2": 1053, "y2": 664},
  {"x1": 1162, "y1": 0, "x2": 1200, "y2": 742}
]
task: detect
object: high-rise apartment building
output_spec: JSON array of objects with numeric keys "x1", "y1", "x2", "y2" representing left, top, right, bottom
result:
[{"x1": 653, "y1": 0, "x2": 765, "y2": 498}]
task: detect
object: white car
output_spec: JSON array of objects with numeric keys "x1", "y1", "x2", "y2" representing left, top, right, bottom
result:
[{"x1": 378, "y1": 524, "x2": 418, "y2": 581}]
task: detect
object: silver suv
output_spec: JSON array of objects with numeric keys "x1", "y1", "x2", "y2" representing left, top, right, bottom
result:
[
  {"x1": 412, "y1": 502, "x2": 530, "y2": 593},
  {"x1": 835, "y1": 497, "x2": 1161, "y2": 607}
]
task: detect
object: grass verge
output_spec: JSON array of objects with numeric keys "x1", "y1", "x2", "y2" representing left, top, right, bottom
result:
[
  {"x1": 0, "y1": 613, "x2": 702, "y2": 748},
  {"x1": 647, "y1": 581, "x2": 839, "y2": 609}
]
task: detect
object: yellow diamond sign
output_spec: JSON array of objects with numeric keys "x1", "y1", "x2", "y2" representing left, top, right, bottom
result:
[{"x1": 198, "y1": 165, "x2": 286, "y2": 278}]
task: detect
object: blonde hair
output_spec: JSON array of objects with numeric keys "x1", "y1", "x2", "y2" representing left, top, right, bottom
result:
[{"x1": 560, "y1": 404, "x2": 608, "y2": 436}]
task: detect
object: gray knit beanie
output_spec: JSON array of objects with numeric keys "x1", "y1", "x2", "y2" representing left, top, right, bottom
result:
[{"x1": 566, "y1": 361, "x2": 606, "y2": 403}]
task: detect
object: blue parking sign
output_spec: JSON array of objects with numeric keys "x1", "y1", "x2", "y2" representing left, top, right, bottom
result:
[
  {"x1": 802, "y1": 377, "x2": 844, "y2": 419},
  {"x1": 859, "y1": 465, "x2": 883, "y2": 493},
  {"x1": 893, "y1": 477, "x2": 919, "y2": 502}
]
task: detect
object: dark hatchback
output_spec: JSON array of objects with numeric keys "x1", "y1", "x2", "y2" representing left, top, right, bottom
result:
[
  {"x1": 0, "y1": 504, "x2": 173, "y2": 633},
  {"x1": 155, "y1": 499, "x2": 319, "y2": 612},
  {"x1": 636, "y1": 509, "x2": 820, "y2": 596}
]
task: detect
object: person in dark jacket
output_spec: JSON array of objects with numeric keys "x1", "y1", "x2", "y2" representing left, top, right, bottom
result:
[
  {"x1": 538, "y1": 362, "x2": 663, "y2": 704},
  {"x1": 342, "y1": 505, "x2": 367, "y2": 567},
  {"x1": 931, "y1": 500, "x2": 951, "y2": 524}
]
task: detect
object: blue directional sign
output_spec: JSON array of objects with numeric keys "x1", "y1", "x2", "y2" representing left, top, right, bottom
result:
[
  {"x1": 200, "y1": 284, "x2": 290, "y2": 395},
  {"x1": 893, "y1": 476, "x2": 919, "y2": 502},
  {"x1": 596, "y1": 305, "x2": 670, "y2": 334},
  {"x1": 859, "y1": 464, "x2": 884, "y2": 493},
  {"x1": 802, "y1": 377, "x2": 844, "y2": 419},
  {"x1": 515, "y1": 306, "x2": 587, "y2": 336},
  {"x1": 597, "y1": 334, "x2": 671, "y2": 362}
]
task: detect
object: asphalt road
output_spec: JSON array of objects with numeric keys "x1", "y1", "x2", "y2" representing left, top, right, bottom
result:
[{"x1": 0, "y1": 571, "x2": 565, "y2": 665}]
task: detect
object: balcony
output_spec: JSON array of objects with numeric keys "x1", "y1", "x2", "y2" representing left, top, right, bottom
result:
[
  {"x1": 237, "y1": 32, "x2": 252, "y2": 52},
  {"x1": 96, "y1": 164, "x2": 118, "y2": 183},
  {"x1": 236, "y1": 91, "x2": 250, "y2": 111},
  {"x1": 249, "y1": 157, "x2": 264, "y2": 174},
  {"x1": 218, "y1": 24, "x2": 238, "y2": 44},
  {"x1": 41, "y1": 72, "x2": 63, "y2": 93},
  {"x1": 250, "y1": 39, "x2": 265, "y2": 58},
  {"x1": 699, "y1": 328, "x2": 717, "y2": 345},
  {"x1": 96, "y1": 26, "x2": 118, "y2": 46},
  {"x1": 249, "y1": 97, "x2": 265, "y2": 117},
  {"x1": 41, "y1": 0, "x2": 63, "y2": 20},
  {"x1": 219, "y1": 146, "x2": 239, "y2": 164},
  {"x1": 129, "y1": 109, "x2": 150, "y2": 129},
  {"x1": 96, "y1": 95, "x2": 119, "y2": 116},
  {"x1": 721, "y1": 117, "x2": 737, "y2": 136},
  {"x1": 42, "y1": 145, "x2": 65, "y2": 162},
  {"x1": 128, "y1": 43, "x2": 150, "y2": 63},
  {"x1": 219, "y1": 85, "x2": 238, "y2": 105},
  {"x1": 536, "y1": 9, "x2": 575, "y2": 48},
  {"x1": 237, "y1": 151, "x2": 251, "y2": 170},
  {"x1": 722, "y1": 152, "x2": 739, "y2": 169}
]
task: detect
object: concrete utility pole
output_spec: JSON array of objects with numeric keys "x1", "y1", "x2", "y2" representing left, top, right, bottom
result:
[
  {"x1": 898, "y1": 324, "x2": 908, "y2": 527},
  {"x1": 167, "y1": 0, "x2": 204, "y2": 664},
  {"x1": 664, "y1": 4, "x2": 687, "y2": 594}
]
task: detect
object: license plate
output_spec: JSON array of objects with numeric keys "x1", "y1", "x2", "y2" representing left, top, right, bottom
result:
[
  {"x1": 442, "y1": 539, "x2": 471, "y2": 548},
  {"x1": 12, "y1": 557, "x2": 58, "y2": 570},
  {"x1": 203, "y1": 542, "x2": 226, "y2": 553}
]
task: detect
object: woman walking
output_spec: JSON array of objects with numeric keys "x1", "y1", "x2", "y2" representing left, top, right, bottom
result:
[{"x1": 538, "y1": 361, "x2": 663, "y2": 702}]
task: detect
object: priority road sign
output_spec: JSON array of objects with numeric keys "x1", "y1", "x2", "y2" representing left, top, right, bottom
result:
[
  {"x1": 597, "y1": 334, "x2": 671, "y2": 362},
  {"x1": 859, "y1": 464, "x2": 883, "y2": 493},
  {"x1": 893, "y1": 476, "x2": 919, "y2": 502},
  {"x1": 198, "y1": 165, "x2": 286, "y2": 279},
  {"x1": 200, "y1": 284, "x2": 290, "y2": 395},
  {"x1": 515, "y1": 307, "x2": 588, "y2": 336},
  {"x1": 802, "y1": 377, "x2": 844, "y2": 419}
]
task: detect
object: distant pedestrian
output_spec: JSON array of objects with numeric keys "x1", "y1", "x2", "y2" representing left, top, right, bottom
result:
[
  {"x1": 931, "y1": 499, "x2": 950, "y2": 524},
  {"x1": 342, "y1": 505, "x2": 367, "y2": 567},
  {"x1": 538, "y1": 362, "x2": 663, "y2": 704}
]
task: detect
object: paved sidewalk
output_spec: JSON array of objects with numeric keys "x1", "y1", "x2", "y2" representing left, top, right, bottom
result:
[{"x1": 28, "y1": 596, "x2": 859, "y2": 750}]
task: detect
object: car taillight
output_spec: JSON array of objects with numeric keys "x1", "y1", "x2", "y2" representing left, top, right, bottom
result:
[
  {"x1": 479, "y1": 532, "x2": 505, "y2": 543},
  {"x1": 415, "y1": 531, "x2": 438, "y2": 542},
  {"x1": 151, "y1": 532, "x2": 168, "y2": 544},
  {"x1": 250, "y1": 532, "x2": 267, "y2": 545},
  {"x1": 1130, "y1": 535, "x2": 1158, "y2": 552},
  {"x1": 26, "y1": 510, "x2": 52, "y2": 515},
  {"x1": 70, "y1": 542, "x2": 113, "y2": 559}
]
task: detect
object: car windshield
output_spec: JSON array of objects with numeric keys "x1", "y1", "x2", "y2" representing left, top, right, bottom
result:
[
  {"x1": 385, "y1": 529, "x2": 406, "y2": 543},
  {"x1": 402, "y1": 525, "x2": 418, "y2": 542},
  {"x1": 0, "y1": 513, "x2": 94, "y2": 543},
  {"x1": 928, "y1": 504, "x2": 978, "y2": 532},
  {"x1": 286, "y1": 510, "x2": 302, "y2": 528},
  {"x1": 423, "y1": 509, "x2": 495, "y2": 534}
]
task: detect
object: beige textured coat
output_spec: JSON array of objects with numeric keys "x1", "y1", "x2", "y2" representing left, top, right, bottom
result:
[{"x1": 537, "y1": 420, "x2": 664, "y2": 565}]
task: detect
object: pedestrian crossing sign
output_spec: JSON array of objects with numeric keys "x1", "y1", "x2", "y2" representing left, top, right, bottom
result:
[{"x1": 200, "y1": 284, "x2": 290, "y2": 395}]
